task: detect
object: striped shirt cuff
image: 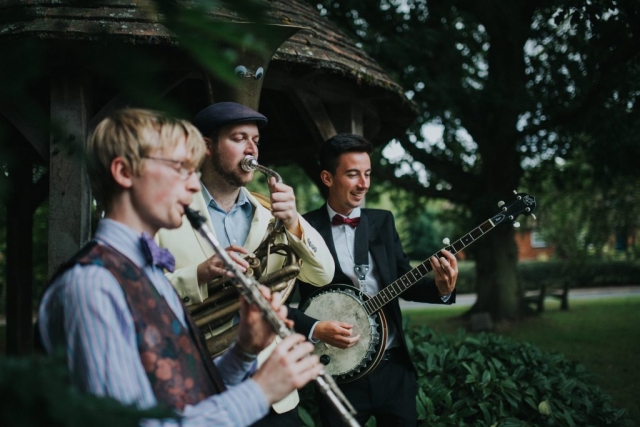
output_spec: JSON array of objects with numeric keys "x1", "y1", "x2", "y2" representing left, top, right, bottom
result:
[{"x1": 216, "y1": 378, "x2": 270, "y2": 426}]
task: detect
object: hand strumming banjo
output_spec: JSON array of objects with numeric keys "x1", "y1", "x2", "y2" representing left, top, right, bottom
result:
[{"x1": 301, "y1": 191, "x2": 537, "y2": 383}]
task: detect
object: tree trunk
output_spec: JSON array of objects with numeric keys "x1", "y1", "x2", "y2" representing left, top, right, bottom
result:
[{"x1": 468, "y1": 206, "x2": 523, "y2": 322}]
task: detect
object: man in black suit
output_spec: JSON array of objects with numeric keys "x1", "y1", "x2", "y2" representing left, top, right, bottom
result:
[{"x1": 296, "y1": 133, "x2": 459, "y2": 426}]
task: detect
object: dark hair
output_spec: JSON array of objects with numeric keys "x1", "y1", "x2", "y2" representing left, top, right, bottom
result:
[
  {"x1": 208, "y1": 128, "x2": 221, "y2": 145},
  {"x1": 319, "y1": 133, "x2": 373, "y2": 174}
]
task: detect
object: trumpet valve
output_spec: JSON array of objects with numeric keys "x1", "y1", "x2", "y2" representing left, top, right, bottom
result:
[{"x1": 246, "y1": 253, "x2": 260, "y2": 269}]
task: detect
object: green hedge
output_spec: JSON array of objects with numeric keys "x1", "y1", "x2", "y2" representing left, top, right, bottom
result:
[
  {"x1": 299, "y1": 327, "x2": 633, "y2": 427},
  {"x1": 0, "y1": 354, "x2": 173, "y2": 427},
  {"x1": 451, "y1": 260, "x2": 640, "y2": 294},
  {"x1": 408, "y1": 327, "x2": 633, "y2": 426}
]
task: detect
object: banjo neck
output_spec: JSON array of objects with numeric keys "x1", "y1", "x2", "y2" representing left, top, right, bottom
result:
[{"x1": 361, "y1": 218, "x2": 497, "y2": 316}]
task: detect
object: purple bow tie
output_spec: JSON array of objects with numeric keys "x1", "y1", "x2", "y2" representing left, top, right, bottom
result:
[
  {"x1": 140, "y1": 233, "x2": 175, "y2": 272},
  {"x1": 332, "y1": 215, "x2": 360, "y2": 228}
]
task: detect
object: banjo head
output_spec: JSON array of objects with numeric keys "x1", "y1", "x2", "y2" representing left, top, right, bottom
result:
[{"x1": 301, "y1": 284, "x2": 384, "y2": 382}]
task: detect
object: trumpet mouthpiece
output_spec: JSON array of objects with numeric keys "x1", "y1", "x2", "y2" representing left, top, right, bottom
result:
[{"x1": 241, "y1": 155, "x2": 258, "y2": 172}]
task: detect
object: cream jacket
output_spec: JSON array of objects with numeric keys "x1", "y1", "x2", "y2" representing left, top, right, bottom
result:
[{"x1": 155, "y1": 188, "x2": 334, "y2": 413}]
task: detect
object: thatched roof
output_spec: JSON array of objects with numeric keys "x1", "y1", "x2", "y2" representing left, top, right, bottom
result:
[{"x1": 1, "y1": 0, "x2": 414, "y2": 113}]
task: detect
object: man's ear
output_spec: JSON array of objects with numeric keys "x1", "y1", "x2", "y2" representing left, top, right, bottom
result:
[
  {"x1": 203, "y1": 137, "x2": 213, "y2": 157},
  {"x1": 320, "y1": 170, "x2": 333, "y2": 187},
  {"x1": 110, "y1": 157, "x2": 134, "y2": 189}
]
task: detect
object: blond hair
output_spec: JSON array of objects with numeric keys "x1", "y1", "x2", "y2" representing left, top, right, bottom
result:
[{"x1": 87, "y1": 108, "x2": 205, "y2": 211}]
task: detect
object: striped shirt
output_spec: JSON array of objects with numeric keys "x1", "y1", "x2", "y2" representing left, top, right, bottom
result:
[{"x1": 38, "y1": 219, "x2": 270, "y2": 427}]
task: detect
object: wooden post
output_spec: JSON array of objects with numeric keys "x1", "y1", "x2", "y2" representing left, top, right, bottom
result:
[
  {"x1": 5, "y1": 157, "x2": 35, "y2": 355},
  {"x1": 48, "y1": 72, "x2": 92, "y2": 277}
]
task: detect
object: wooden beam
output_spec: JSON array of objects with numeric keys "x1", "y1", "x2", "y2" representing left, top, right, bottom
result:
[
  {"x1": 0, "y1": 108, "x2": 49, "y2": 162},
  {"x1": 87, "y1": 92, "x2": 130, "y2": 137},
  {"x1": 287, "y1": 88, "x2": 337, "y2": 146},
  {"x1": 327, "y1": 103, "x2": 364, "y2": 135},
  {"x1": 88, "y1": 71, "x2": 198, "y2": 135},
  {"x1": 48, "y1": 72, "x2": 92, "y2": 276}
]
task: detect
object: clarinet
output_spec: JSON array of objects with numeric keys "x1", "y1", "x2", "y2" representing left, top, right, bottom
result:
[{"x1": 184, "y1": 206, "x2": 360, "y2": 427}]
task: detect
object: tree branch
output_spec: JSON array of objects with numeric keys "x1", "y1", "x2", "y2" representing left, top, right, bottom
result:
[{"x1": 376, "y1": 162, "x2": 471, "y2": 206}]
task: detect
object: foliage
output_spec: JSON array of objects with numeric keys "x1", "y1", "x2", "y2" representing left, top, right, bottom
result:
[
  {"x1": 406, "y1": 326, "x2": 634, "y2": 427},
  {"x1": 0, "y1": 353, "x2": 173, "y2": 427},
  {"x1": 299, "y1": 324, "x2": 635, "y2": 426},
  {"x1": 306, "y1": 0, "x2": 640, "y2": 199},
  {"x1": 517, "y1": 260, "x2": 640, "y2": 291},
  {"x1": 523, "y1": 151, "x2": 640, "y2": 261},
  {"x1": 365, "y1": 180, "x2": 472, "y2": 261}
]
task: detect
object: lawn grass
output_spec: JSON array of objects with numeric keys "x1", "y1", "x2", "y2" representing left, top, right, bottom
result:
[{"x1": 403, "y1": 296, "x2": 640, "y2": 425}]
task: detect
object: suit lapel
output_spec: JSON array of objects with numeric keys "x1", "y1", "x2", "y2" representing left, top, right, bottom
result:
[
  {"x1": 366, "y1": 210, "x2": 391, "y2": 286},
  {"x1": 243, "y1": 189, "x2": 271, "y2": 253},
  {"x1": 308, "y1": 205, "x2": 346, "y2": 281}
]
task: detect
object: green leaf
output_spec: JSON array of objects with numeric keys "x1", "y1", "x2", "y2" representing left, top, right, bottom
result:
[{"x1": 298, "y1": 406, "x2": 316, "y2": 427}]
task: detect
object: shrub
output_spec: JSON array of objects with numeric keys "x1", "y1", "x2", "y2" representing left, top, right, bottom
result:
[
  {"x1": 299, "y1": 326, "x2": 633, "y2": 426},
  {"x1": 0, "y1": 353, "x2": 173, "y2": 427},
  {"x1": 517, "y1": 260, "x2": 640, "y2": 291},
  {"x1": 407, "y1": 326, "x2": 634, "y2": 426},
  {"x1": 451, "y1": 260, "x2": 640, "y2": 294}
]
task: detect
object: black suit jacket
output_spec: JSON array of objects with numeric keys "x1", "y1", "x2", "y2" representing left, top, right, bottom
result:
[{"x1": 293, "y1": 205, "x2": 456, "y2": 373}]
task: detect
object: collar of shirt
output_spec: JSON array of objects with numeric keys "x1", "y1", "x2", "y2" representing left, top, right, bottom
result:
[
  {"x1": 326, "y1": 204, "x2": 361, "y2": 223},
  {"x1": 202, "y1": 185, "x2": 255, "y2": 248},
  {"x1": 202, "y1": 184, "x2": 254, "y2": 218},
  {"x1": 94, "y1": 219, "x2": 149, "y2": 268}
]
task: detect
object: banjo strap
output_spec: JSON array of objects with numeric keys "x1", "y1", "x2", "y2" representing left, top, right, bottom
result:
[{"x1": 353, "y1": 214, "x2": 369, "y2": 289}]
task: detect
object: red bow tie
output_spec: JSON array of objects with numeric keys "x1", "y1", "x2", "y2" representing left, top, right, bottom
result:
[{"x1": 332, "y1": 215, "x2": 360, "y2": 228}]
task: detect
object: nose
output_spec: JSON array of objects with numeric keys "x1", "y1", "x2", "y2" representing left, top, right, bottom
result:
[
  {"x1": 358, "y1": 174, "x2": 369, "y2": 189},
  {"x1": 186, "y1": 171, "x2": 201, "y2": 193},
  {"x1": 245, "y1": 140, "x2": 258, "y2": 156}
]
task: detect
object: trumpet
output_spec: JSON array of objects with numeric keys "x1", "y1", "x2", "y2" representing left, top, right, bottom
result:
[
  {"x1": 241, "y1": 154, "x2": 282, "y2": 183},
  {"x1": 184, "y1": 206, "x2": 361, "y2": 427},
  {"x1": 187, "y1": 157, "x2": 301, "y2": 357},
  {"x1": 241, "y1": 154, "x2": 283, "y2": 231}
]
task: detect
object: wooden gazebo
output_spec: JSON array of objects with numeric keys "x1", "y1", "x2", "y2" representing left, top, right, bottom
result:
[{"x1": 0, "y1": 0, "x2": 416, "y2": 354}]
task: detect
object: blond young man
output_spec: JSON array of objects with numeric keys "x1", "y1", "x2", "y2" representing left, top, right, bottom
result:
[{"x1": 38, "y1": 108, "x2": 322, "y2": 427}]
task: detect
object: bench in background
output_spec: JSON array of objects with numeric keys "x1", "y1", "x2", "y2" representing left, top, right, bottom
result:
[{"x1": 525, "y1": 281, "x2": 570, "y2": 313}]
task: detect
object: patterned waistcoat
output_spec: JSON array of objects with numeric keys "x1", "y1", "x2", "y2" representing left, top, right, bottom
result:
[{"x1": 50, "y1": 241, "x2": 225, "y2": 410}]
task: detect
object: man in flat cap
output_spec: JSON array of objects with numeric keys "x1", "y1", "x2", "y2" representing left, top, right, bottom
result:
[{"x1": 156, "y1": 102, "x2": 335, "y2": 426}]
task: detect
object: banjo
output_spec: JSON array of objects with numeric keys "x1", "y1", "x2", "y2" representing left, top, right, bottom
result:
[{"x1": 301, "y1": 191, "x2": 536, "y2": 383}]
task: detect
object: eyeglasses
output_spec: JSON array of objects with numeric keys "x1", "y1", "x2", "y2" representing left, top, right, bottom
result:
[{"x1": 142, "y1": 156, "x2": 201, "y2": 180}]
